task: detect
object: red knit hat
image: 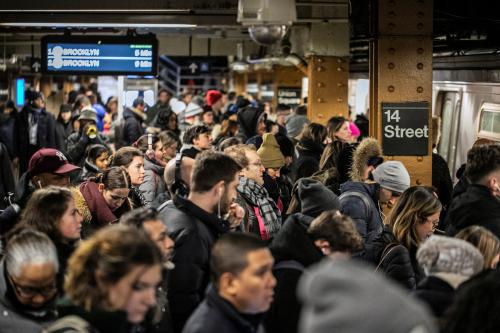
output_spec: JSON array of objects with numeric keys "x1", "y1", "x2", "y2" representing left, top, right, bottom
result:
[{"x1": 205, "y1": 90, "x2": 222, "y2": 107}]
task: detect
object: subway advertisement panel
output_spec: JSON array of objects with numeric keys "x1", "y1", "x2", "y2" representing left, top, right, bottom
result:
[{"x1": 41, "y1": 35, "x2": 158, "y2": 75}]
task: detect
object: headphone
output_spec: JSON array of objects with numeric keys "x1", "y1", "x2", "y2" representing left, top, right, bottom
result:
[{"x1": 170, "y1": 153, "x2": 189, "y2": 198}]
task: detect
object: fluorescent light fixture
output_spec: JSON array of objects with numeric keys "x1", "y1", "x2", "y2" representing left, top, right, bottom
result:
[
  {"x1": 0, "y1": 22, "x2": 197, "y2": 28},
  {"x1": 16, "y1": 78, "x2": 25, "y2": 107}
]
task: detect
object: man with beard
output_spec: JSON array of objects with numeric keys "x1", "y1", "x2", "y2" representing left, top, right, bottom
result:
[
  {"x1": 158, "y1": 151, "x2": 244, "y2": 332},
  {"x1": 446, "y1": 143, "x2": 500, "y2": 239},
  {"x1": 120, "y1": 207, "x2": 175, "y2": 333}
]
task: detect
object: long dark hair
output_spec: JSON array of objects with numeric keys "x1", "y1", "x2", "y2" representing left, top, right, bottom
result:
[
  {"x1": 110, "y1": 147, "x2": 143, "y2": 168},
  {"x1": 19, "y1": 186, "x2": 74, "y2": 242}
]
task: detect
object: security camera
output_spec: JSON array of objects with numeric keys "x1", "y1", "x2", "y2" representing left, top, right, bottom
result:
[
  {"x1": 238, "y1": 0, "x2": 296, "y2": 45},
  {"x1": 248, "y1": 25, "x2": 288, "y2": 46}
]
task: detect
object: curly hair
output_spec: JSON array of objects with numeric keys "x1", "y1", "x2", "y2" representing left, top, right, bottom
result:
[
  {"x1": 465, "y1": 143, "x2": 500, "y2": 184},
  {"x1": 387, "y1": 186, "x2": 442, "y2": 249},
  {"x1": 65, "y1": 224, "x2": 162, "y2": 311},
  {"x1": 308, "y1": 211, "x2": 363, "y2": 253}
]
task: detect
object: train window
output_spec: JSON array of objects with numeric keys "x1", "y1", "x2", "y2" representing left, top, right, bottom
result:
[{"x1": 478, "y1": 103, "x2": 500, "y2": 140}]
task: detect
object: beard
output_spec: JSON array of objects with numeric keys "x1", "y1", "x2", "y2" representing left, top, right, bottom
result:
[{"x1": 212, "y1": 188, "x2": 232, "y2": 217}]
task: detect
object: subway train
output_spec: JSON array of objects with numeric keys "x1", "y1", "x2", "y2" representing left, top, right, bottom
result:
[{"x1": 432, "y1": 70, "x2": 500, "y2": 179}]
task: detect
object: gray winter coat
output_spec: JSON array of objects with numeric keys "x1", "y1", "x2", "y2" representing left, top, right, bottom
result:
[
  {"x1": 138, "y1": 158, "x2": 166, "y2": 206},
  {"x1": 339, "y1": 181, "x2": 383, "y2": 244},
  {"x1": 0, "y1": 260, "x2": 57, "y2": 333}
]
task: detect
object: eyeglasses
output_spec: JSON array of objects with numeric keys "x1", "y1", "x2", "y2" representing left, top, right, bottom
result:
[
  {"x1": 9, "y1": 275, "x2": 57, "y2": 298},
  {"x1": 426, "y1": 217, "x2": 440, "y2": 229}
]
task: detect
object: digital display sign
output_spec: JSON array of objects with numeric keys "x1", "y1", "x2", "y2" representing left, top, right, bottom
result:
[{"x1": 41, "y1": 35, "x2": 158, "y2": 75}]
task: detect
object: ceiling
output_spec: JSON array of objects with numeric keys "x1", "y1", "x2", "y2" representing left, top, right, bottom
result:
[{"x1": 0, "y1": 0, "x2": 499, "y2": 64}]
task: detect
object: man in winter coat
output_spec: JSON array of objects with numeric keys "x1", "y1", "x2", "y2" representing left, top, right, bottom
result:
[
  {"x1": 65, "y1": 107, "x2": 109, "y2": 167},
  {"x1": 183, "y1": 233, "x2": 275, "y2": 333},
  {"x1": 14, "y1": 91, "x2": 57, "y2": 175},
  {"x1": 225, "y1": 144, "x2": 282, "y2": 241},
  {"x1": 122, "y1": 97, "x2": 147, "y2": 146},
  {"x1": 157, "y1": 152, "x2": 244, "y2": 332},
  {"x1": 265, "y1": 178, "x2": 340, "y2": 333},
  {"x1": 148, "y1": 89, "x2": 172, "y2": 126},
  {"x1": 340, "y1": 161, "x2": 410, "y2": 244},
  {"x1": 0, "y1": 229, "x2": 59, "y2": 333},
  {"x1": 446, "y1": 143, "x2": 500, "y2": 238}
]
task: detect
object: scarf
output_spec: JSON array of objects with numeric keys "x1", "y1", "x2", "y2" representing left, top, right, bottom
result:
[
  {"x1": 80, "y1": 181, "x2": 130, "y2": 226},
  {"x1": 238, "y1": 177, "x2": 282, "y2": 238}
]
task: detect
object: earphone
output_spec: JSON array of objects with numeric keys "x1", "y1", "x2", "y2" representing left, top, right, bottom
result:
[{"x1": 37, "y1": 180, "x2": 42, "y2": 189}]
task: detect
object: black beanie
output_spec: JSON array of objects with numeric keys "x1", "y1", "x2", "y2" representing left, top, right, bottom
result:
[{"x1": 298, "y1": 178, "x2": 340, "y2": 218}]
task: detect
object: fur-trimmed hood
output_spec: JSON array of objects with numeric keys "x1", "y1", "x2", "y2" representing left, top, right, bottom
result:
[
  {"x1": 350, "y1": 137, "x2": 383, "y2": 182},
  {"x1": 70, "y1": 186, "x2": 92, "y2": 224}
]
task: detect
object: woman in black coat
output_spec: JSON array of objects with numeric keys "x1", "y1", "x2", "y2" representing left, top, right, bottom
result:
[
  {"x1": 366, "y1": 186, "x2": 442, "y2": 290},
  {"x1": 294, "y1": 123, "x2": 326, "y2": 181},
  {"x1": 55, "y1": 104, "x2": 74, "y2": 153}
]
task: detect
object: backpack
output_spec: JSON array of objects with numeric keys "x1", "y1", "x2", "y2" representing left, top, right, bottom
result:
[{"x1": 339, "y1": 190, "x2": 374, "y2": 221}]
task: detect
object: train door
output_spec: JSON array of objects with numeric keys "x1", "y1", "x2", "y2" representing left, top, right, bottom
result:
[{"x1": 436, "y1": 91, "x2": 462, "y2": 174}]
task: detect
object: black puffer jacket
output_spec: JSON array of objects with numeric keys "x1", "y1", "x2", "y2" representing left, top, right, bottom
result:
[
  {"x1": 266, "y1": 213, "x2": 323, "y2": 333},
  {"x1": 365, "y1": 226, "x2": 423, "y2": 290},
  {"x1": 158, "y1": 195, "x2": 230, "y2": 333},
  {"x1": 445, "y1": 184, "x2": 500, "y2": 239},
  {"x1": 339, "y1": 181, "x2": 383, "y2": 244}
]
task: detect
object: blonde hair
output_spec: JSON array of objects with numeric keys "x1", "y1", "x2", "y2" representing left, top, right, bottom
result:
[
  {"x1": 387, "y1": 186, "x2": 442, "y2": 249},
  {"x1": 456, "y1": 226, "x2": 500, "y2": 270},
  {"x1": 65, "y1": 224, "x2": 161, "y2": 311}
]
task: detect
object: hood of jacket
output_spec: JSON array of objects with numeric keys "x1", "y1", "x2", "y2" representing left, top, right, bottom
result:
[
  {"x1": 340, "y1": 181, "x2": 380, "y2": 204},
  {"x1": 123, "y1": 107, "x2": 147, "y2": 122},
  {"x1": 237, "y1": 106, "x2": 263, "y2": 139},
  {"x1": 350, "y1": 138, "x2": 383, "y2": 182},
  {"x1": 297, "y1": 138, "x2": 324, "y2": 158},
  {"x1": 0, "y1": 259, "x2": 57, "y2": 322},
  {"x1": 83, "y1": 158, "x2": 101, "y2": 175},
  {"x1": 270, "y1": 213, "x2": 323, "y2": 266},
  {"x1": 144, "y1": 157, "x2": 164, "y2": 176}
]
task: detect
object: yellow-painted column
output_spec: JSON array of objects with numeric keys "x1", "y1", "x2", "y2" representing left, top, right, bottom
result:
[
  {"x1": 307, "y1": 56, "x2": 349, "y2": 125},
  {"x1": 370, "y1": 0, "x2": 433, "y2": 186}
]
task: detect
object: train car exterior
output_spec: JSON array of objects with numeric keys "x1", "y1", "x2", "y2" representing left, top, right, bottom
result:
[{"x1": 433, "y1": 78, "x2": 500, "y2": 179}]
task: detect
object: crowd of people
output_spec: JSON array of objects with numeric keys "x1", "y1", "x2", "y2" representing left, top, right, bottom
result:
[{"x1": 0, "y1": 85, "x2": 499, "y2": 333}]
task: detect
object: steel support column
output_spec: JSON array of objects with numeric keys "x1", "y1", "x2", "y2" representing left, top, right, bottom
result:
[
  {"x1": 307, "y1": 55, "x2": 349, "y2": 124},
  {"x1": 369, "y1": 0, "x2": 433, "y2": 186}
]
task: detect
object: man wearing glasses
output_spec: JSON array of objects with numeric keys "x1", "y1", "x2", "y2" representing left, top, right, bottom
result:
[{"x1": 0, "y1": 229, "x2": 59, "y2": 333}]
